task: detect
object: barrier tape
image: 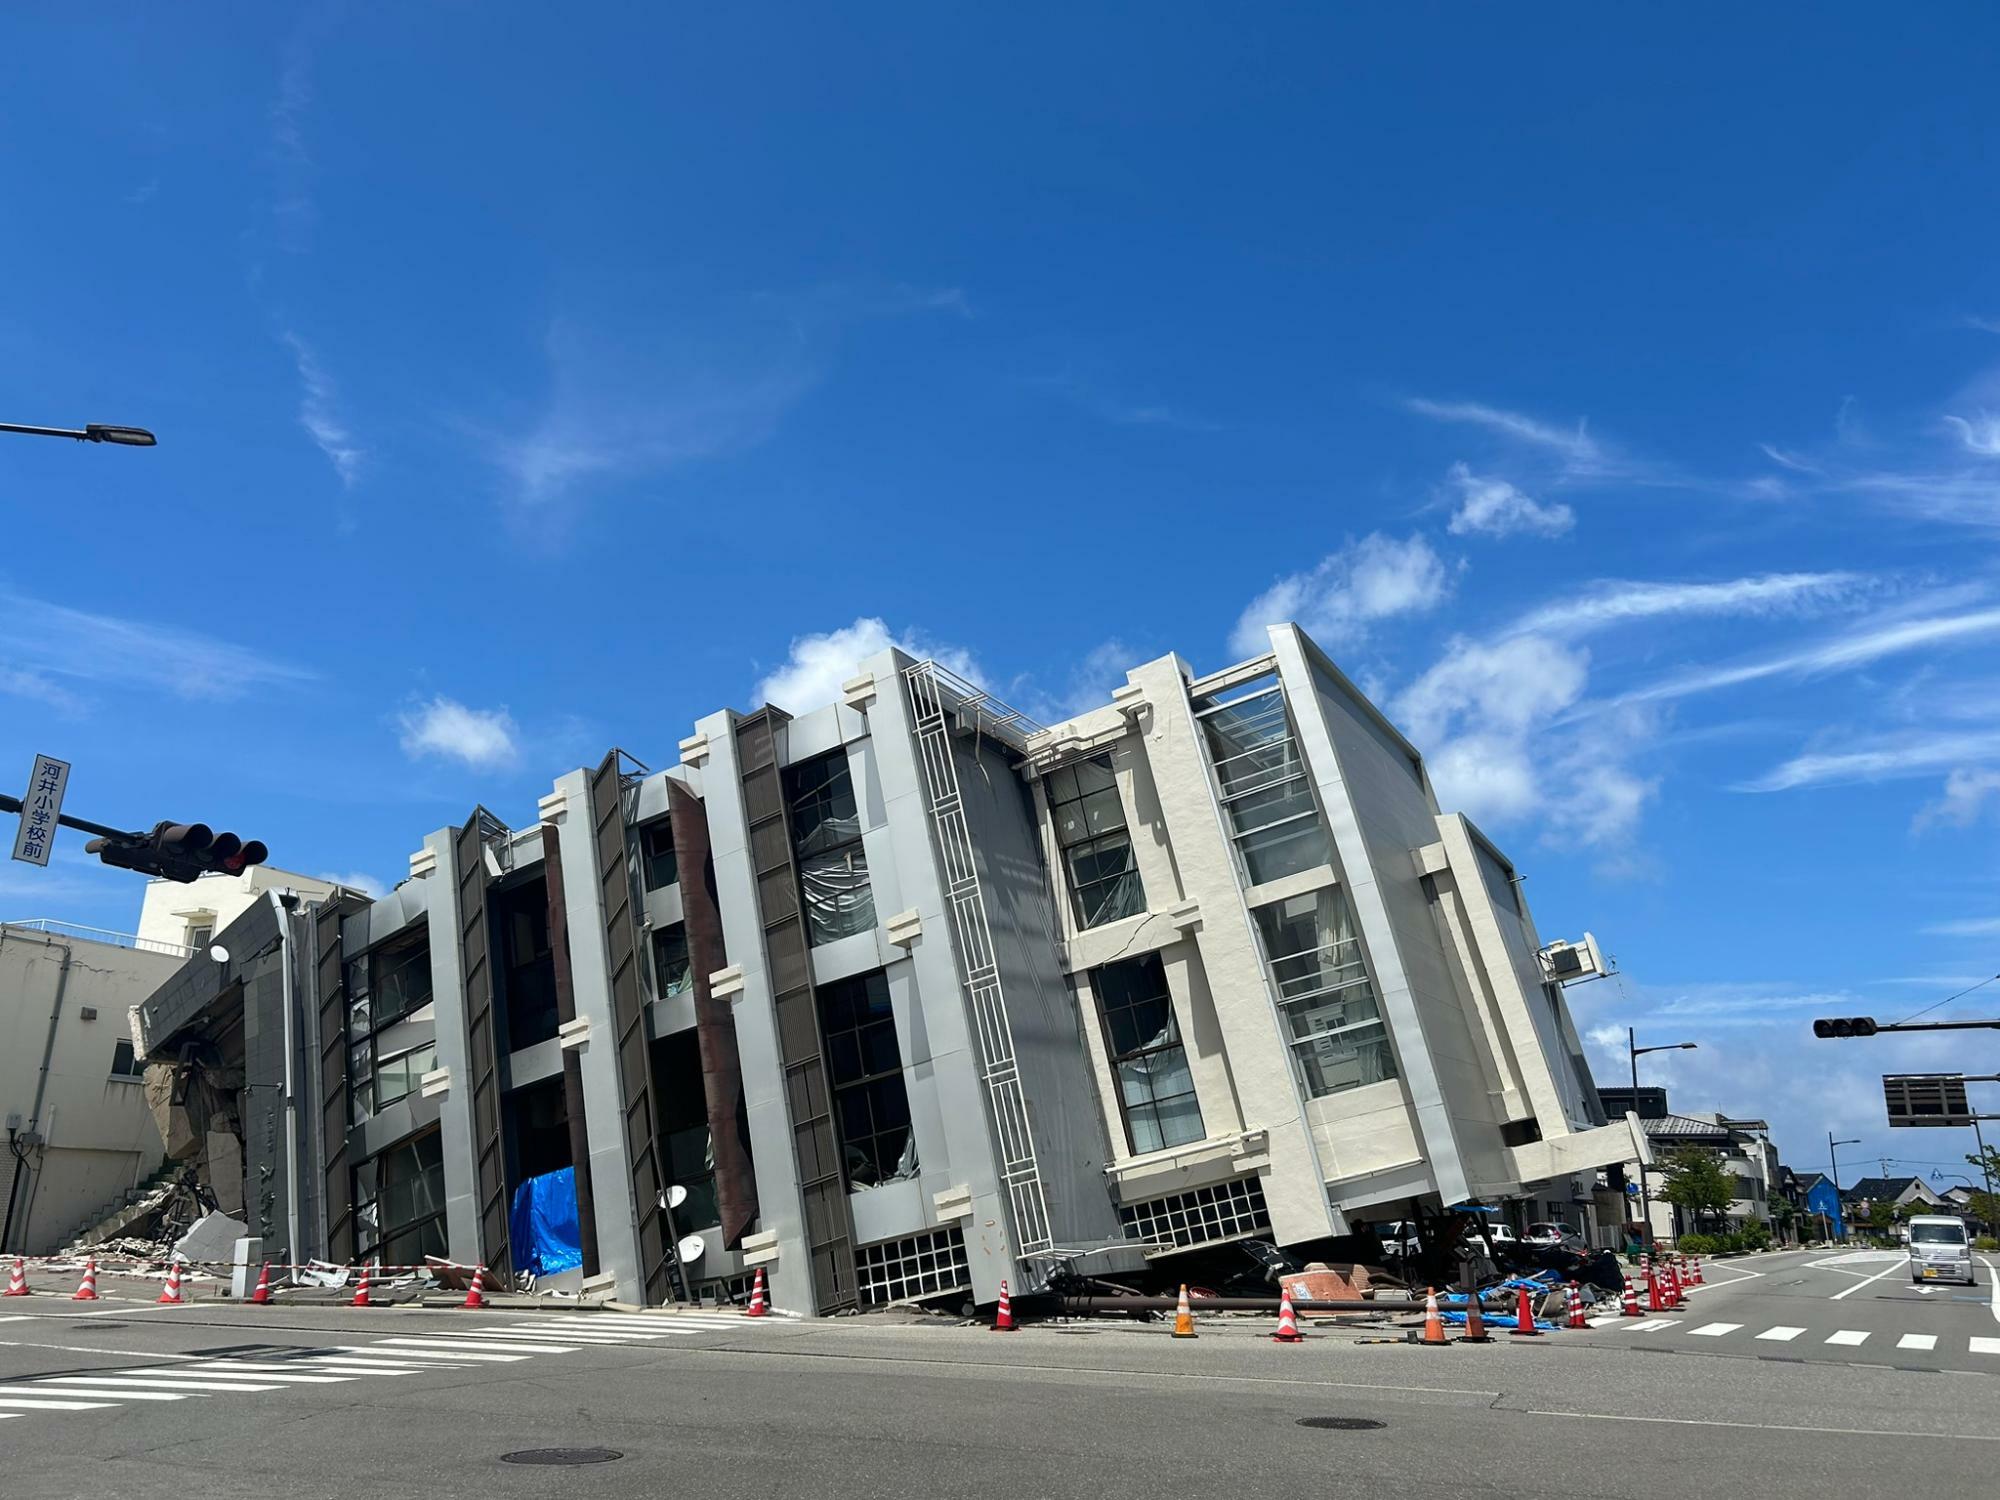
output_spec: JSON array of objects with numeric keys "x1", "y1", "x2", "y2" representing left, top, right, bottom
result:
[{"x1": 8, "y1": 1255, "x2": 480, "y2": 1277}]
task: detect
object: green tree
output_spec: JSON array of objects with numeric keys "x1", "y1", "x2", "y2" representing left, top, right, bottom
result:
[
  {"x1": 1967, "y1": 1147, "x2": 2000, "y2": 1192},
  {"x1": 1657, "y1": 1148, "x2": 1735, "y2": 1232},
  {"x1": 1865, "y1": 1199, "x2": 1897, "y2": 1237}
]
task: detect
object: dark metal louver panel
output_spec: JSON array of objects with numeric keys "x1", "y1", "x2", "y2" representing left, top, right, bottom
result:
[
  {"x1": 669, "y1": 777, "x2": 759, "y2": 1248},
  {"x1": 734, "y1": 709, "x2": 858, "y2": 1312},
  {"x1": 589, "y1": 752, "x2": 671, "y2": 1303},
  {"x1": 453, "y1": 813, "x2": 510, "y2": 1279},
  {"x1": 313, "y1": 893, "x2": 362, "y2": 1266}
]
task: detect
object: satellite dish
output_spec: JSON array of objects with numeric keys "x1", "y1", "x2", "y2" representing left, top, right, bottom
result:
[
  {"x1": 667, "y1": 1184, "x2": 689, "y2": 1209},
  {"x1": 208, "y1": 944, "x2": 231, "y2": 964},
  {"x1": 677, "y1": 1234, "x2": 706, "y2": 1264}
]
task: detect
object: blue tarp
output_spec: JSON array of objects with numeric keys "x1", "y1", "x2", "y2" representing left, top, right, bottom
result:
[{"x1": 509, "y1": 1167, "x2": 584, "y2": 1277}]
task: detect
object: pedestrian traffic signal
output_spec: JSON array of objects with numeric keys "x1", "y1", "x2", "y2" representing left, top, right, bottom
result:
[
  {"x1": 84, "y1": 820, "x2": 268, "y2": 883},
  {"x1": 1812, "y1": 1017, "x2": 1878, "y2": 1038}
]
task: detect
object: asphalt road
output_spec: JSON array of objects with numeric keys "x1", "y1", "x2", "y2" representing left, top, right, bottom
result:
[
  {"x1": 1577, "y1": 1244, "x2": 2000, "y2": 1373},
  {"x1": 1, "y1": 1256, "x2": 1995, "y2": 1500}
]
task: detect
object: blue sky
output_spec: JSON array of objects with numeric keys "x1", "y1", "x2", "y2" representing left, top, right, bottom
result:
[{"x1": 5, "y1": 5, "x2": 1999, "y2": 1190}]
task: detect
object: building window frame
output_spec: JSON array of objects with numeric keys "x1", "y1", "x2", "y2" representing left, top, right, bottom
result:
[
  {"x1": 1090, "y1": 952, "x2": 1205, "y2": 1156},
  {"x1": 650, "y1": 923, "x2": 693, "y2": 999},
  {"x1": 786, "y1": 750, "x2": 876, "y2": 946},
  {"x1": 1252, "y1": 887, "x2": 1397, "y2": 1099},
  {"x1": 638, "y1": 819, "x2": 679, "y2": 892},
  {"x1": 108, "y1": 1038, "x2": 145, "y2": 1082},
  {"x1": 1193, "y1": 675, "x2": 1332, "y2": 886},
  {"x1": 353, "y1": 1126, "x2": 448, "y2": 1267},
  {"x1": 344, "y1": 927, "x2": 436, "y2": 1127},
  {"x1": 816, "y1": 970, "x2": 916, "y2": 1188},
  {"x1": 1045, "y1": 753, "x2": 1145, "y2": 930}
]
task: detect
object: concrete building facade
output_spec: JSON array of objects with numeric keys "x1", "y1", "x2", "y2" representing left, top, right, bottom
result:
[{"x1": 127, "y1": 625, "x2": 1641, "y2": 1312}]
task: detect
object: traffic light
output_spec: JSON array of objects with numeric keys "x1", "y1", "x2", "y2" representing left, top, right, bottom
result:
[
  {"x1": 84, "y1": 820, "x2": 268, "y2": 884},
  {"x1": 1812, "y1": 1017, "x2": 1879, "y2": 1039}
]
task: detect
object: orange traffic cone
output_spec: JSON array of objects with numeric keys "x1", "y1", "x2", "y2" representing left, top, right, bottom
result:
[
  {"x1": 3, "y1": 1257, "x2": 28, "y2": 1297},
  {"x1": 1566, "y1": 1281, "x2": 1586, "y2": 1329},
  {"x1": 1272, "y1": 1289, "x2": 1304, "y2": 1343},
  {"x1": 1644, "y1": 1257, "x2": 1662, "y2": 1312},
  {"x1": 1171, "y1": 1284, "x2": 1197, "y2": 1339},
  {"x1": 248, "y1": 1263, "x2": 274, "y2": 1305},
  {"x1": 993, "y1": 1279, "x2": 1015, "y2": 1332},
  {"x1": 1690, "y1": 1256, "x2": 1705, "y2": 1286},
  {"x1": 72, "y1": 1259, "x2": 100, "y2": 1302},
  {"x1": 1460, "y1": 1287, "x2": 1493, "y2": 1344},
  {"x1": 157, "y1": 1260, "x2": 185, "y2": 1305},
  {"x1": 745, "y1": 1266, "x2": 769, "y2": 1318},
  {"x1": 1664, "y1": 1264, "x2": 1682, "y2": 1308},
  {"x1": 1506, "y1": 1284, "x2": 1541, "y2": 1337},
  {"x1": 1419, "y1": 1287, "x2": 1449, "y2": 1347},
  {"x1": 350, "y1": 1262, "x2": 373, "y2": 1308},
  {"x1": 1620, "y1": 1279, "x2": 1642, "y2": 1317},
  {"x1": 463, "y1": 1265, "x2": 488, "y2": 1310}
]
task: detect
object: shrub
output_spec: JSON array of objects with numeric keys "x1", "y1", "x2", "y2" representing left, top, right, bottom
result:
[
  {"x1": 1976, "y1": 1236, "x2": 1999, "y2": 1253},
  {"x1": 1738, "y1": 1221, "x2": 1773, "y2": 1251},
  {"x1": 1676, "y1": 1233, "x2": 1719, "y2": 1255}
]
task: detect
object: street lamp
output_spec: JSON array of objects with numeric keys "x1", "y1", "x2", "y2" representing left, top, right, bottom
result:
[
  {"x1": 1829, "y1": 1135, "x2": 1859, "y2": 1242},
  {"x1": 0, "y1": 420, "x2": 157, "y2": 446},
  {"x1": 1629, "y1": 1029, "x2": 1698, "y2": 1248}
]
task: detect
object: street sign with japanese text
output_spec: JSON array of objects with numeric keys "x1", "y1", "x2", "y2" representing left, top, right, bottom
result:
[
  {"x1": 10, "y1": 754, "x2": 70, "y2": 867},
  {"x1": 1883, "y1": 1073, "x2": 1972, "y2": 1128}
]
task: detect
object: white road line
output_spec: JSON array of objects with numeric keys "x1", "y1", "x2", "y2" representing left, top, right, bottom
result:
[
  {"x1": 1689, "y1": 1323, "x2": 1742, "y2": 1337},
  {"x1": 285, "y1": 1359, "x2": 436, "y2": 1373},
  {"x1": 176, "y1": 1365, "x2": 364, "y2": 1381},
  {"x1": 1621, "y1": 1318, "x2": 1675, "y2": 1332},
  {"x1": 1831, "y1": 1258, "x2": 1908, "y2": 1301},
  {"x1": 364, "y1": 1342, "x2": 529, "y2": 1362},
  {"x1": 1825, "y1": 1329, "x2": 1871, "y2": 1346},
  {"x1": 1969, "y1": 1336, "x2": 2000, "y2": 1355},
  {"x1": 34, "y1": 1376, "x2": 291, "y2": 1393},
  {"x1": 370, "y1": 1335, "x2": 576, "y2": 1353},
  {"x1": 1898, "y1": 1333, "x2": 1939, "y2": 1351},
  {"x1": 0, "y1": 1384, "x2": 190, "y2": 1401},
  {"x1": 1985, "y1": 1256, "x2": 1999, "y2": 1325},
  {"x1": 491, "y1": 1326, "x2": 666, "y2": 1341},
  {"x1": 0, "y1": 1396, "x2": 118, "y2": 1410},
  {"x1": 1756, "y1": 1326, "x2": 1806, "y2": 1342}
]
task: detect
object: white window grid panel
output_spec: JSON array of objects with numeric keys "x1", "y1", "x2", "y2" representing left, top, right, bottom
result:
[
  {"x1": 1120, "y1": 1176, "x2": 1272, "y2": 1253},
  {"x1": 856, "y1": 1227, "x2": 972, "y2": 1306}
]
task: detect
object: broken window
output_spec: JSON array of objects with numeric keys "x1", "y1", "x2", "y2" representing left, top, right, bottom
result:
[
  {"x1": 495, "y1": 878, "x2": 559, "y2": 1052},
  {"x1": 354, "y1": 1127, "x2": 447, "y2": 1267},
  {"x1": 638, "y1": 819, "x2": 679, "y2": 892},
  {"x1": 108, "y1": 1039, "x2": 144, "y2": 1080},
  {"x1": 786, "y1": 750, "x2": 875, "y2": 945},
  {"x1": 1046, "y1": 754, "x2": 1144, "y2": 930},
  {"x1": 816, "y1": 970, "x2": 917, "y2": 1188},
  {"x1": 1092, "y1": 952, "x2": 1204, "y2": 1155},
  {"x1": 1253, "y1": 889, "x2": 1397, "y2": 1097},
  {"x1": 1193, "y1": 674, "x2": 1331, "y2": 886},
  {"x1": 344, "y1": 928, "x2": 437, "y2": 1127},
  {"x1": 652, "y1": 1030, "x2": 720, "y2": 1232},
  {"x1": 651, "y1": 923, "x2": 694, "y2": 999}
]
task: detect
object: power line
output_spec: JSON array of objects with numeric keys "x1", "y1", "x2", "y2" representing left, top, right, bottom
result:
[{"x1": 1889, "y1": 971, "x2": 2000, "y2": 1026}]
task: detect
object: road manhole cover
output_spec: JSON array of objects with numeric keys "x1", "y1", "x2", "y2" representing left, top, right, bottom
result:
[
  {"x1": 501, "y1": 1449, "x2": 623, "y2": 1466},
  {"x1": 1296, "y1": 1417, "x2": 1385, "y2": 1431}
]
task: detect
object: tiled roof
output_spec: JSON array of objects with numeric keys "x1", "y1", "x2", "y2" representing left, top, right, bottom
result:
[{"x1": 1639, "y1": 1113, "x2": 1736, "y2": 1140}]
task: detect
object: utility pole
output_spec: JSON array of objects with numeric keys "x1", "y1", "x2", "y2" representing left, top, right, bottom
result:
[
  {"x1": 1829, "y1": 1134, "x2": 1859, "y2": 1240},
  {"x1": 1628, "y1": 1028, "x2": 1698, "y2": 1249}
]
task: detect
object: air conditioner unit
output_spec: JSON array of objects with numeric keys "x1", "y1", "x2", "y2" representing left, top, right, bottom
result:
[{"x1": 1537, "y1": 931, "x2": 1610, "y2": 985}]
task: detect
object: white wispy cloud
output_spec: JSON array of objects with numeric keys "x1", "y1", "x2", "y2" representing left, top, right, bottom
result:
[
  {"x1": 1020, "y1": 638, "x2": 1141, "y2": 724},
  {"x1": 1912, "y1": 768, "x2": 2000, "y2": 832},
  {"x1": 1026, "y1": 373, "x2": 1217, "y2": 431},
  {"x1": 1230, "y1": 532, "x2": 1452, "y2": 657},
  {"x1": 1443, "y1": 464, "x2": 1574, "y2": 539},
  {"x1": 0, "y1": 588, "x2": 313, "y2": 703},
  {"x1": 1943, "y1": 412, "x2": 2000, "y2": 456},
  {"x1": 1406, "y1": 397, "x2": 1600, "y2": 465},
  {"x1": 281, "y1": 331, "x2": 362, "y2": 485},
  {"x1": 1738, "y1": 728, "x2": 2000, "y2": 793},
  {"x1": 1921, "y1": 915, "x2": 2000, "y2": 937},
  {"x1": 317, "y1": 870, "x2": 390, "y2": 898},
  {"x1": 1512, "y1": 572, "x2": 1862, "y2": 640},
  {"x1": 397, "y1": 697, "x2": 520, "y2": 768},
  {"x1": 755, "y1": 618, "x2": 984, "y2": 715}
]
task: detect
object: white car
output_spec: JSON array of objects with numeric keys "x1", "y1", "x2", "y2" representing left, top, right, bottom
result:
[
  {"x1": 1479, "y1": 1224, "x2": 1519, "y2": 1247},
  {"x1": 1907, "y1": 1216, "x2": 1976, "y2": 1286}
]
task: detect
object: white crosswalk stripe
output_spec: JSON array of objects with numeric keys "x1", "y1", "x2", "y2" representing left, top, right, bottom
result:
[
  {"x1": 0, "y1": 1384, "x2": 192, "y2": 1401},
  {"x1": 370, "y1": 1334, "x2": 578, "y2": 1353},
  {"x1": 179, "y1": 1364, "x2": 373, "y2": 1381},
  {"x1": 34, "y1": 1375, "x2": 292, "y2": 1393},
  {"x1": 1756, "y1": 1326, "x2": 1805, "y2": 1342},
  {"x1": 1619, "y1": 1318, "x2": 1675, "y2": 1332},
  {"x1": 0, "y1": 1396, "x2": 118, "y2": 1411},
  {"x1": 490, "y1": 1326, "x2": 666, "y2": 1341},
  {"x1": 363, "y1": 1342, "x2": 530, "y2": 1361},
  {"x1": 1689, "y1": 1323, "x2": 1741, "y2": 1337},
  {"x1": 1970, "y1": 1336, "x2": 2000, "y2": 1355},
  {"x1": 1898, "y1": 1333, "x2": 1938, "y2": 1351},
  {"x1": 1825, "y1": 1330, "x2": 1870, "y2": 1346}
]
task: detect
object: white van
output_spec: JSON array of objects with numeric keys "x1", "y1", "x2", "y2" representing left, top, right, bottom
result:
[{"x1": 1906, "y1": 1216, "x2": 1976, "y2": 1285}]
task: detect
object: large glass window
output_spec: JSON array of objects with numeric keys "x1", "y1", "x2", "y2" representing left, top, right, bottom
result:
[
  {"x1": 354, "y1": 1127, "x2": 447, "y2": 1267},
  {"x1": 653, "y1": 1031, "x2": 720, "y2": 1232},
  {"x1": 345, "y1": 930, "x2": 436, "y2": 1127},
  {"x1": 639, "y1": 819, "x2": 679, "y2": 892},
  {"x1": 497, "y1": 879, "x2": 559, "y2": 1052},
  {"x1": 1092, "y1": 953, "x2": 1204, "y2": 1155},
  {"x1": 816, "y1": 970, "x2": 916, "y2": 1188},
  {"x1": 1046, "y1": 754, "x2": 1144, "y2": 929},
  {"x1": 786, "y1": 750, "x2": 876, "y2": 945},
  {"x1": 651, "y1": 923, "x2": 693, "y2": 999},
  {"x1": 1195, "y1": 676, "x2": 1331, "y2": 885},
  {"x1": 1253, "y1": 889, "x2": 1397, "y2": 1097}
]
